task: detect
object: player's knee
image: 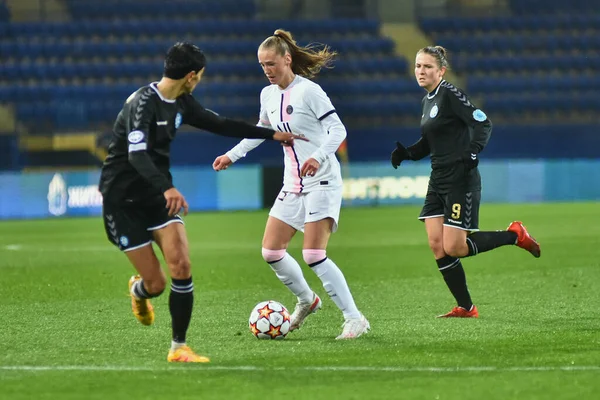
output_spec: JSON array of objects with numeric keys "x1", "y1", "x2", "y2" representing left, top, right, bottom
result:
[
  {"x1": 443, "y1": 242, "x2": 468, "y2": 258},
  {"x1": 303, "y1": 249, "x2": 327, "y2": 266},
  {"x1": 262, "y1": 248, "x2": 286, "y2": 263},
  {"x1": 168, "y1": 256, "x2": 191, "y2": 279},
  {"x1": 428, "y1": 236, "x2": 444, "y2": 255}
]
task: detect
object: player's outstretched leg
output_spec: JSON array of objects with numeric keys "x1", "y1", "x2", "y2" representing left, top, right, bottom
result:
[
  {"x1": 507, "y1": 221, "x2": 541, "y2": 258},
  {"x1": 463, "y1": 223, "x2": 540, "y2": 258},
  {"x1": 128, "y1": 275, "x2": 155, "y2": 326}
]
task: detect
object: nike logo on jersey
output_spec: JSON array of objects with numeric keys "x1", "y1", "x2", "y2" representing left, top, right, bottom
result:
[
  {"x1": 270, "y1": 109, "x2": 277, "y2": 114},
  {"x1": 308, "y1": 211, "x2": 319, "y2": 215}
]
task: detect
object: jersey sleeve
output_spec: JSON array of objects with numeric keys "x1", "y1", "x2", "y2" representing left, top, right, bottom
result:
[
  {"x1": 127, "y1": 90, "x2": 174, "y2": 193},
  {"x1": 226, "y1": 139, "x2": 265, "y2": 163},
  {"x1": 305, "y1": 83, "x2": 337, "y2": 122},
  {"x1": 257, "y1": 87, "x2": 272, "y2": 128},
  {"x1": 224, "y1": 88, "x2": 270, "y2": 163},
  {"x1": 407, "y1": 136, "x2": 431, "y2": 160},
  {"x1": 180, "y1": 95, "x2": 276, "y2": 139},
  {"x1": 444, "y1": 85, "x2": 492, "y2": 153},
  {"x1": 304, "y1": 84, "x2": 346, "y2": 163}
]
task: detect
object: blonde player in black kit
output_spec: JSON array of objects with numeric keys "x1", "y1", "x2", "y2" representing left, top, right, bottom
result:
[
  {"x1": 390, "y1": 46, "x2": 541, "y2": 318},
  {"x1": 99, "y1": 42, "x2": 304, "y2": 362}
]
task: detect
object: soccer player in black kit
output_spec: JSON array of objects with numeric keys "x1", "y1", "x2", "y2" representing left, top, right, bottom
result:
[
  {"x1": 99, "y1": 42, "x2": 305, "y2": 362},
  {"x1": 390, "y1": 46, "x2": 541, "y2": 318}
]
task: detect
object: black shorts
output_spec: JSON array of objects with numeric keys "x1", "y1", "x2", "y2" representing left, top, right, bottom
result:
[
  {"x1": 102, "y1": 196, "x2": 183, "y2": 251},
  {"x1": 418, "y1": 189, "x2": 481, "y2": 231}
]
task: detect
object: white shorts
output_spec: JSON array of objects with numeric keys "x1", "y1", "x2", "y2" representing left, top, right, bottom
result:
[{"x1": 268, "y1": 188, "x2": 342, "y2": 233}]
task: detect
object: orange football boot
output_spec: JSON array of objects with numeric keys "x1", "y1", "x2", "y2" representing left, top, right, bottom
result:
[{"x1": 507, "y1": 221, "x2": 541, "y2": 258}]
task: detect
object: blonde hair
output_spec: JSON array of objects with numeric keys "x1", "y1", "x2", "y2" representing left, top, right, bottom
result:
[
  {"x1": 259, "y1": 29, "x2": 337, "y2": 79},
  {"x1": 417, "y1": 45, "x2": 450, "y2": 69}
]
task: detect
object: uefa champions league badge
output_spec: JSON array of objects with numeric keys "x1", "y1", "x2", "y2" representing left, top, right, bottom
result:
[
  {"x1": 472, "y1": 109, "x2": 487, "y2": 122},
  {"x1": 127, "y1": 131, "x2": 144, "y2": 143},
  {"x1": 175, "y1": 112, "x2": 182, "y2": 129},
  {"x1": 429, "y1": 104, "x2": 438, "y2": 118},
  {"x1": 119, "y1": 236, "x2": 129, "y2": 247}
]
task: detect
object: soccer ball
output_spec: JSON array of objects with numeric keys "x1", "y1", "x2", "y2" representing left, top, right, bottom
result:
[{"x1": 248, "y1": 300, "x2": 291, "y2": 340}]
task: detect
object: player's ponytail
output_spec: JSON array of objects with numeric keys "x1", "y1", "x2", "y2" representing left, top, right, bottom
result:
[{"x1": 260, "y1": 29, "x2": 337, "y2": 79}]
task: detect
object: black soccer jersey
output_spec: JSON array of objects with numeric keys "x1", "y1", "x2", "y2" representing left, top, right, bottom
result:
[
  {"x1": 412, "y1": 80, "x2": 492, "y2": 193},
  {"x1": 99, "y1": 82, "x2": 276, "y2": 202}
]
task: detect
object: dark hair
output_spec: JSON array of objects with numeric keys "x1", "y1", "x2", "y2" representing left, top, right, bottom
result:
[
  {"x1": 259, "y1": 29, "x2": 337, "y2": 79},
  {"x1": 417, "y1": 46, "x2": 450, "y2": 69},
  {"x1": 163, "y1": 42, "x2": 206, "y2": 79}
]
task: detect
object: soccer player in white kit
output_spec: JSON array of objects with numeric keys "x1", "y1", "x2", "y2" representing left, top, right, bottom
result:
[{"x1": 213, "y1": 29, "x2": 369, "y2": 339}]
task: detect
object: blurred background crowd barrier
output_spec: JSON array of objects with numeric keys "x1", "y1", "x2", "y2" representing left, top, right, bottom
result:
[{"x1": 0, "y1": 0, "x2": 599, "y2": 218}]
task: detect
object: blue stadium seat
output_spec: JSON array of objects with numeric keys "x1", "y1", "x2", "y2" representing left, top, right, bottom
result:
[
  {"x1": 1, "y1": 37, "x2": 395, "y2": 61},
  {"x1": 66, "y1": 0, "x2": 257, "y2": 20}
]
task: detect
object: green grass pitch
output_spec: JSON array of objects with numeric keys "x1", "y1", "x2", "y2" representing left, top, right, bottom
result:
[{"x1": 0, "y1": 203, "x2": 599, "y2": 399}]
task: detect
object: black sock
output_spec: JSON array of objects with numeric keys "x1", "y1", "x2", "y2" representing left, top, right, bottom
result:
[
  {"x1": 169, "y1": 277, "x2": 194, "y2": 343},
  {"x1": 437, "y1": 255, "x2": 473, "y2": 310},
  {"x1": 465, "y1": 231, "x2": 518, "y2": 257}
]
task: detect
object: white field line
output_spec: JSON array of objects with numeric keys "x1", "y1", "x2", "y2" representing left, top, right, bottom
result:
[{"x1": 0, "y1": 365, "x2": 599, "y2": 373}]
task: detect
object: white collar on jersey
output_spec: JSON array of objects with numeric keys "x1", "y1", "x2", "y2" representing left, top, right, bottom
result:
[
  {"x1": 427, "y1": 79, "x2": 445, "y2": 99},
  {"x1": 150, "y1": 82, "x2": 176, "y2": 103}
]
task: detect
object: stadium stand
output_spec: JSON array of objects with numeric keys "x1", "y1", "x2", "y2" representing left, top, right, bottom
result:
[
  {"x1": 0, "y1": 1, "x2": 418, "y2": 134},
  {"x1": 1, "y1": 0, "x2": 598, "y2": 169},
  {"x1": 418, "y1": 1, "x2": 600, "y2": 123}
]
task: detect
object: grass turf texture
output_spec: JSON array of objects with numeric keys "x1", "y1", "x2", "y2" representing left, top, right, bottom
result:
[{"x1": 0, "y1": 203, "x2": 599, "y2": 399}]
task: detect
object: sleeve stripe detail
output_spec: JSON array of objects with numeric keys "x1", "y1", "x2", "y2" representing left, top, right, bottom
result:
[
  {"x1": 128, "y1": 143, "x2": 147, "y2": 152},
  {"x1": 318, "y1": 109, "x2": 337, "y2": 121},
  {"x1": 441, "y1": 82, "x2": 472, "y2": 107}
]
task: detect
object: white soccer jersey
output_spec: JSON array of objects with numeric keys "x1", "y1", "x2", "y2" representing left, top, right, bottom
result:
[{"x1": 226, "y1": 75, "x2": 346, "y2": 193}]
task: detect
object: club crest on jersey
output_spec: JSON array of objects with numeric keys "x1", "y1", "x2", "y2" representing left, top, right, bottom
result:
[
  {"x1": 429, "y1": 104, "x2": 439, "y2": 118},
  {"x1": 286, "y1": 105, "x2": 294, "y2": 115},
  {"x1": 472, "y1": 109, "x2": 487, "y2": 122},
  {"x1": 127, "y1": 131, "x2": 144, "y2": 144},
  {"x1": 175, "y1": 113, "x2": 182, "y2": 129}
]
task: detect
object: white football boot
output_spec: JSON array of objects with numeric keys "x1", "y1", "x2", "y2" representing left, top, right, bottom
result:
[
  {"x1": 289, "y1": 292, "x2": 322, "y2": 331},
  {"x1": 336, "y1": 314, "x2": 370, "y2": 340}
]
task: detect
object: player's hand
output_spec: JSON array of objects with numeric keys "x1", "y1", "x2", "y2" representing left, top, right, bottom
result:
[
  {"x1": 213, "y1": 154, "x2": 233, "y2": 171},
  {"x1": 301, "y1": 158, "x2": 320, "y2": 177},
  {"x1": 164, "y1": 188, "x2": 189, "y2": 217},
  {"x1": 273, "y1": 131, "x2": 308, "y2": 146},
  {"x1": 391, "y1": 141, "x2": 410, "y2": 169},
  {"x1": 461, "y1": 150, "x2": 479, "y2": 170}
]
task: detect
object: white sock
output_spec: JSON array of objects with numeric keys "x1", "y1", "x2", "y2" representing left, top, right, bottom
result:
[
  {"x1": 171, "y1": 341, "x2": 185, "y2": 351},
  {"x1": 311, "y1": 258, "x2": 361, "y2": 320},
  {"x1": 269, "y1": 253, "x2": 314, "y2": 304}
]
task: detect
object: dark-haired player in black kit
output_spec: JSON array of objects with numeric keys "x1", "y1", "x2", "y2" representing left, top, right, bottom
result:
[
  {"x1": 390, "y1": 46, "x2": 541, "y2": 318},
  {"x1": 99, "y1": 42, "x2": 305, "y2": 363}
]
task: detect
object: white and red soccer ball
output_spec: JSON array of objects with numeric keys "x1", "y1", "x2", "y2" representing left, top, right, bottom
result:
[{"x1": 248, "y1": 300, "x2": 291, "y2": 340}]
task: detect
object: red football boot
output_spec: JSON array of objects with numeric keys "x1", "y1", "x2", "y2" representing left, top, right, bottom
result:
[
  {"x1": 437, "y1": 305, "x2": 479, "y2": 318},
  {"x1": 507, "y1": 221, "x2": 541, "y2": 258}
]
